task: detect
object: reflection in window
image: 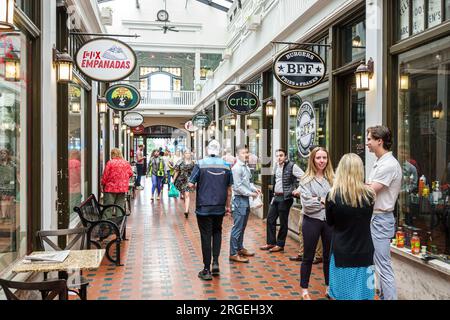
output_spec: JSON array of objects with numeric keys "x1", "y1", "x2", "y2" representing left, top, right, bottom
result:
[
  {"x1": 397, "y1": 37, "x2": 449, "y2": 256},
  {"x1": 351, "y1": 89, "x2": 366, "y2": 165},
  {"x1": 0, "y1": 33, "x2": 27, "y2": 272},
  {"x1": 342, "y1": 20, "x2": 366, "y2": 65}
]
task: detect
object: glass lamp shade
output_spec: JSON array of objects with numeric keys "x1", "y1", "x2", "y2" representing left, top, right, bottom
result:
[
  {"x1": 230, "y1": 118, "x2": 236, "y2": 126},
  {"x1": 190, "y1": 132, "x2": 194, "y2": 137},
  {"x1": 399, "y1": 74, "x2": 409, "y2": 91},
  {"x1": 55, "y1": 48, "x2": 73, "y2": 83},
  {"x1": 432, "y1": 103, "x2": 443, "y2": 119},
  {"x1": 130, "y1": 132, "x2": 134, "y2": 137},
  {"x1": 5, "y1": 56, "x2": 20, "y2": 82},
  {"x1": 113, "y1": 116, "x2": 120, "y2": 125},
  {"x1": 290, "y1": 106, "x2": 297, "y2": 117},
  {"x1": 247, "y1": 119, "x2": 252, "y2": 126},
  {"x1": 0, "y1": 0, "x2": 15, "y2": 31},
  {"x1": 70, "y1": 102, "x2": 81, "y2": 113},
  {"x1": 126, "y1": 128, "x2": 131, "y2": 134},
  {"x1": 121, "y1": 124, "x2": 127, "y2": 130},
  {"x1": 224, "y1": 125, "x2": 229, "y2": 131},
  {"x1": 97, "y1": 98, "x2": 108, "y2": 113},
  {"x1": 266, "y1": 105, "x2": 274, "y2": 117},
  {"x1": 355, "y1": 62, "x2": 371, "y2": 91}
]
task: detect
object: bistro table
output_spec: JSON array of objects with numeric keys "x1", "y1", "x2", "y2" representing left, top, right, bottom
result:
[
  {"x1": 11, "y1": 249, "x2": 105, "y2": 300},
  {"x1": 12, "y1": 249, "x2": 106, "y2": 274}
]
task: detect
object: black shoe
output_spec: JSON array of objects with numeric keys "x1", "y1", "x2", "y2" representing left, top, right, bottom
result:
[
  {"x1": 289, "y1": 255, "x2": 303, "y2": 262},
  {"x1": 211, "y1": 262, "x2": 220, "y2": 276},
  {"x1": 198, "y1": 269, "x2": 212, "y2": 281},
  {"x1": 184, "y1": 212, "x2": 189, "y2": 218}
]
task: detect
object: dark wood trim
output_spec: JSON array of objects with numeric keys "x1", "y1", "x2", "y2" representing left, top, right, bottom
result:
[
  {"x1": 26, "y1": 0, "x2": 42, "y2": 253},
  {"x1": 332, "y1": 60, "x2": 361, "y2": 76},
  {"x1": 390, "y1": 20, "x2": 450, "y2": 55},
  {"x1": 13, "y1": 7, "x2": 41, "y2": 39},
  {"x1": 261, "y1": 70, "x2": 272, "y2": 219},
  {"x1": 85, "y1": 90, "x2": 92, "y2": 196},
  {"x1": 280, "y1": 93, "x2": 288, "y2": 150}
]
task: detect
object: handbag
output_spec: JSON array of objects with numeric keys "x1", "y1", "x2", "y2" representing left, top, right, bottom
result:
[
  {"x1": 249, "y1": 194, "x2": 263, "y2": 209},
  {"x1": 168, "y1": 183, "x2": 180, "y2": 198}
]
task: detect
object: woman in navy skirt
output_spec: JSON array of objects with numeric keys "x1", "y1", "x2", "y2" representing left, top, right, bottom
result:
[{"x1": 325, "y1": 153, "x2": 376, "y2": 300}]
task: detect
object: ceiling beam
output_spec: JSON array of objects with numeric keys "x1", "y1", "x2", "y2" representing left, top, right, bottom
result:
[{"x1": 195, "y1": 0, "x2": 229, "y2": 12}]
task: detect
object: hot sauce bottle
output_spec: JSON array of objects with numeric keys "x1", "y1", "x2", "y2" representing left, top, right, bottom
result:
[
  {"x1": 396, "y1": 227, "x2": 405, "y2": 248},
  {"x1": 411, "y1": 232, "x2": 421, "y2": 254}
]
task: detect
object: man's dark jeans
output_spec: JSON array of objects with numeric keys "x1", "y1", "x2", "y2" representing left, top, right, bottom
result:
[
  {"x1": 266, "y1": 196, "x2": 293, "y2": 247},
  {"x1": 135, "y1": 163, "x2": 144, "y2": 187},
  {"x1": 197, "y1": 214, "x2": 224, "y2": 270}
]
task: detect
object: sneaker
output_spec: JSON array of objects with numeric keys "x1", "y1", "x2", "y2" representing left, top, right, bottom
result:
[
  {"x1": 136, "y1": 186, "x2": 144, "y2": 190},
  {"x1": 198, "y1": 269, "x2": 213, "y2": 281},
  {"x1": 211, "y1": 262, "x2": 220, "y2": 275}
]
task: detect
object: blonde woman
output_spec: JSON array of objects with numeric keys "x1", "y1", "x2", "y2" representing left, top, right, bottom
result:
[
  {"x1": 325, "y1": 153, "x2": 376, "y2": 300},
  {"x1": 293, "y1": 147, "x2": 334, "y2": 300},
  {"x1": 101, "y1": 148, "x2": 133, "y2": 218}
]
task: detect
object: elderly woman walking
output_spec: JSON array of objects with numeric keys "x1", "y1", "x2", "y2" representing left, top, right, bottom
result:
[{"x1": 101, "y1": 148, "x2": 133, "y2": 218}]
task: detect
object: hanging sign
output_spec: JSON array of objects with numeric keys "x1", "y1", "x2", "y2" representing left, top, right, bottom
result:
[
  {"x1": 192, "y1": 114, "x2": 211, "y2": 128},
  {"x1": 105, "y1": 84, "x2": 141, "y2": 111},
  {"x1": 123, "y1": 112, "x2": 144, "y2": 127},
  {"x1": 273, "y1": 49, "x2": 326, "y2": 90},
  {"x1": 296, "y1": 101, "x2": 316, "y2": 158},
  {"x1": 226, "y1": 90, "x2": 260, "y2": 115},
  {"x1": 132, "y1": 125, "x2": 145, "y2": 134},
  {"x1": 75, "y1": 38, "x2": 137, "y2": 82},
  {"x1": 185, "y1": 120, "x2": 198, "y2": 132}
]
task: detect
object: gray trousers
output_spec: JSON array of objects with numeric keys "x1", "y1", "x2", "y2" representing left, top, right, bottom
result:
[
  {"x1": 371, "y1": 212, "x2": 397, "y2": 300},
  {"x1": 103, "y1": 192, "x2": 126, "y2": 219}
]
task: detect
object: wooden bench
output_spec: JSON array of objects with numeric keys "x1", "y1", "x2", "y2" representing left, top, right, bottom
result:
[{"x1": 73, "y1": 194, "x2": 129, "y2": 266}]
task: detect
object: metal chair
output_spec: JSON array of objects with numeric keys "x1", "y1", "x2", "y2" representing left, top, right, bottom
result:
[
  {"x1": 36, "y1": 228, "x2": 90, "y2": 300},
  {"x1": 0, "y1": 278, "x2": 68, "y2": 300}
]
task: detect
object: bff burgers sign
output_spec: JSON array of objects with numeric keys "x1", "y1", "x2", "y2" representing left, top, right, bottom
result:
[
  {"x1": 76, "y1": 38, "x2": 137, "y2": 82},
  {"x1": 296, "y1": 101, "x2": 316, "y2": 158},
  {"x1": 273, "y1": 49, "x2": 325, "y2": 90}
]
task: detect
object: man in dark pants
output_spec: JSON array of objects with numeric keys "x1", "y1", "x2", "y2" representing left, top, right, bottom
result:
[
  {"x1": 260, "y1": 149, "x2": 304, "y2": 253},
  {"x1": 134, "y1": 144, "x2": 145, "y2": 190},
  {"x1": 188, "y1": 140, "x2": 233, "y2": 280}
]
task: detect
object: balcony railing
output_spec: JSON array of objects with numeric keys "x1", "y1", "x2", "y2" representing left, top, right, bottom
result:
[{"x1": 140, "y1": 90, "x2": 197, "y2": 106}]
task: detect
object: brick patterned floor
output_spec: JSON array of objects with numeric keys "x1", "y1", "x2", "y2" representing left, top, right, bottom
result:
[{"x1": 84, "y1": 179, "x2": 328, "y2": 300}]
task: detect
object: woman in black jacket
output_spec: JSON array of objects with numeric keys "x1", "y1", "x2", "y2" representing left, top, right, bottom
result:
[{"x1": 325, "y1": 153, "x2": 376, "y2": 300}]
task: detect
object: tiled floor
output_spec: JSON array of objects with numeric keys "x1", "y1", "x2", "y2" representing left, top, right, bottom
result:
[{"x1": 85, "y1": 178, "x2": 328, "y2": 300}]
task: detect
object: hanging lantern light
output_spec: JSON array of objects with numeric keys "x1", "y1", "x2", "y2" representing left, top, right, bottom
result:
[
  {"x1": 54, "y1": 47, "x2": 73, "y2": 83},
  {"x1": 121, "y1": 124, "x2": 127, "y2": 131},
  {"x1": 70, "y1": 102, "x2": 81, "y2": 114},
  {"x1": 224, "y1": 125, "x2": 229, "y2": 131},
  {"x1": 265, "y1": 100, "x2": 275, "y2": 117},
  {"x1": 97, "y1": 97, "x2": 108, "y2": 114},
  {"x1": 0, "y1": 0, "x2": 15, "y2": 31},
  {"x1": 4, "y1": 45, "x2": 20, "y2": 82},
  {"x1": 127, "y1": 128, "x2": 131, "y2": 134},
  {"x1": 130, "y1": 131, "x2": 134, "y2": 137},
  {"x1": 113, "y1": 114, "x2": 120, "y2": 125},
  {"x1": 247, "y1": 119, "x2": 252, "y2": 126},
  {"x1": 399, "y1": 63, "x2": 409, "y2": 91},
  {"x1": 355, "y1": 58, "x2": 374, "y2": 91},
  {"x1": 230, "y1": 117, "x2": 236, "y2": 126},
  {"x1": 290, "y1": 105, "x2": 297, "y2": 117}
]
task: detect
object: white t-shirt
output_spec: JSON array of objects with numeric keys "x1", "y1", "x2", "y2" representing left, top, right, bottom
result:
[{"x1": 368, "y1": 151, "x2": 403, "y2": 213}]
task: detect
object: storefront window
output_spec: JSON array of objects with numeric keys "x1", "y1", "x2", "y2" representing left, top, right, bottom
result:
[
  {"x1": 0, "y1": 33, "x2": 27, "y2": 272},
  {"x1": 68, "y1": 84, "x2": 85, "y2": 221},
  {"x1": 397, "y1": 36, "x2": 450, "y2": 256},
  {"x1": 247, "y1": 106, "x2": 263, "y2": 184},
  {"x1": 342, "y1": 19, "x2": 366, "y2": 65},
  {"x1": 398, "y1": 0, "x2": 448, "y2": 41}
]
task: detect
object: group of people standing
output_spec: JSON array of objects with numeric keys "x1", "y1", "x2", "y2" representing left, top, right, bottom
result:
[{"x1": 186, "y1": 125, "x2": 401, "y2": 301}]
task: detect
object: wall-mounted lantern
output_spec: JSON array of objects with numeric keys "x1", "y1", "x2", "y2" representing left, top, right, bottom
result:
[
  {"x1": 53, "y1": 46, "x2": 73, "y2": 83},
  {"x1": 70, "y1": 102, "x2": 81, "y2": 114},
  {"x1": 4, "y1": 45, "x2": 20, "y2": 82},
  {"x1": 432, "y1": 102, "x2": 443, "y2": 119},
  {"x1": 355, "y1": 57, "x2": 374, "y2": 91},
  {"x1": 97, "y1": 97, "x2": 108, "y2": 114},
  {"x1": 247, "y1": 119, "x2": 252, "y2": 126},
  {"x1": 0, "y1": 0, "x2": 15, "y2": 32},
  {"x1": 265, "y1": 100, "x2": 275, "y2": 117},
  {"x1": 289, "y1": 105, "x2": 297, "y2": 117},
  {"x1": 113, "y1": 113, "x2": 120, "y2": 125}
]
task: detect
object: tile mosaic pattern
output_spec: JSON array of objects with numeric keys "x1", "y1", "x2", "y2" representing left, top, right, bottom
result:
[{"x1": 83, "y1": 180, "x2": 328, "y2": 300}]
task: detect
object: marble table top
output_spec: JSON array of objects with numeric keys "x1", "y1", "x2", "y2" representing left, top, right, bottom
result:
[{"x1": 12, "y1": 250, "x2": 106, "y2": 274}]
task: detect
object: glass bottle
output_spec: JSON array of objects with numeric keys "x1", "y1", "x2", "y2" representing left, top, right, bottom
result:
[
  {"x1": 426, "y1": 232, "x2": 433, "y2": 252},
  {"x1": 396, "y1": 227, "x2": 405, "y2": 248},
  {"x1": 411, "y1": 232, "x2": 420, "y2": 254}
]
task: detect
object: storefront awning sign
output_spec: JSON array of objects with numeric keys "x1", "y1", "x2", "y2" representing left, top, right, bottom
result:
[
  {"x1": 192, "y1": 114, "x2": 211, "y2": 128},
  {"x1": 105, "y1": 84, "x2": 141, "y2": 112},
  {"x1": 226, "y1": 90, "x2": 260, "y2": 115},
  {"x1": 123, "y1": 112, "x2": 144, "y2": 127},
  {"x1": 273, "y1": 49, "x2": 326, "y2": 90},
  {"x1": 132, "y1": 125, "x2": 145, "y2": 135},
  {"x1": 185, "y1": 121, "x2": 198, "y2": 132},
  {"x1": 296, "y1": 101, "x2": 316, "y2": 158},
  {"x1": 75, "y1": 38, "x2": 137, "y2": 82}
]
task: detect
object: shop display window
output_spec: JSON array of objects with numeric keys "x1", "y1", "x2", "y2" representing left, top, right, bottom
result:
[
  {"x1": 68, "y1": 83, "x2": 86, "y2": 221},
  {"x1": 397, "y1": 36, "x2": 450, "y2": 257},
  {"x1": 0, "y1": 33, "x2": 27, "y2": 273},
  {"x1": 342, "y1": 19, "x2": 366, "y2": 65}
]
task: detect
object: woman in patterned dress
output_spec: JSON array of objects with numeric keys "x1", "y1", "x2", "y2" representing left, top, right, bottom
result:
[
  {"x1": 101, "y1": 148, "x2": 133, "y2": 219},
  {"x1": 173, "y1": 150, "x2": 195, "y2": 218}
]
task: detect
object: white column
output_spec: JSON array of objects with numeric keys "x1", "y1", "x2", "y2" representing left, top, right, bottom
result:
[
  {"x1": 365, "y1": 0, "x2": 384, "y2": 180},
  {"x1": 41, "y1": 0, "x2": 58, "y2": 230},
  {"x1": 195, "y1": 50, "x2": 201, "y2": 84},
  {"x1": 215, "y1": 98, "x2": 220, "y2": 140}
]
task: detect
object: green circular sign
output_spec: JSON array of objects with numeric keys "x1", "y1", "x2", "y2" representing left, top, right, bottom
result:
[
  {"x1": 105, "y1": 84, "x2": 141, "y2": 111},
  {"x1": 192, "y1": 114, "x2": 211, "y2": 128}
]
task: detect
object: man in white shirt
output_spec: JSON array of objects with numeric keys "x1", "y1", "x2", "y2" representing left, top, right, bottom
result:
[
  {"x1": 135, "y1": 145, "x2": 145, "y2": 190},
  {"x1": 366, "y1": 125, "x2": 402, "y2": 300}
]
